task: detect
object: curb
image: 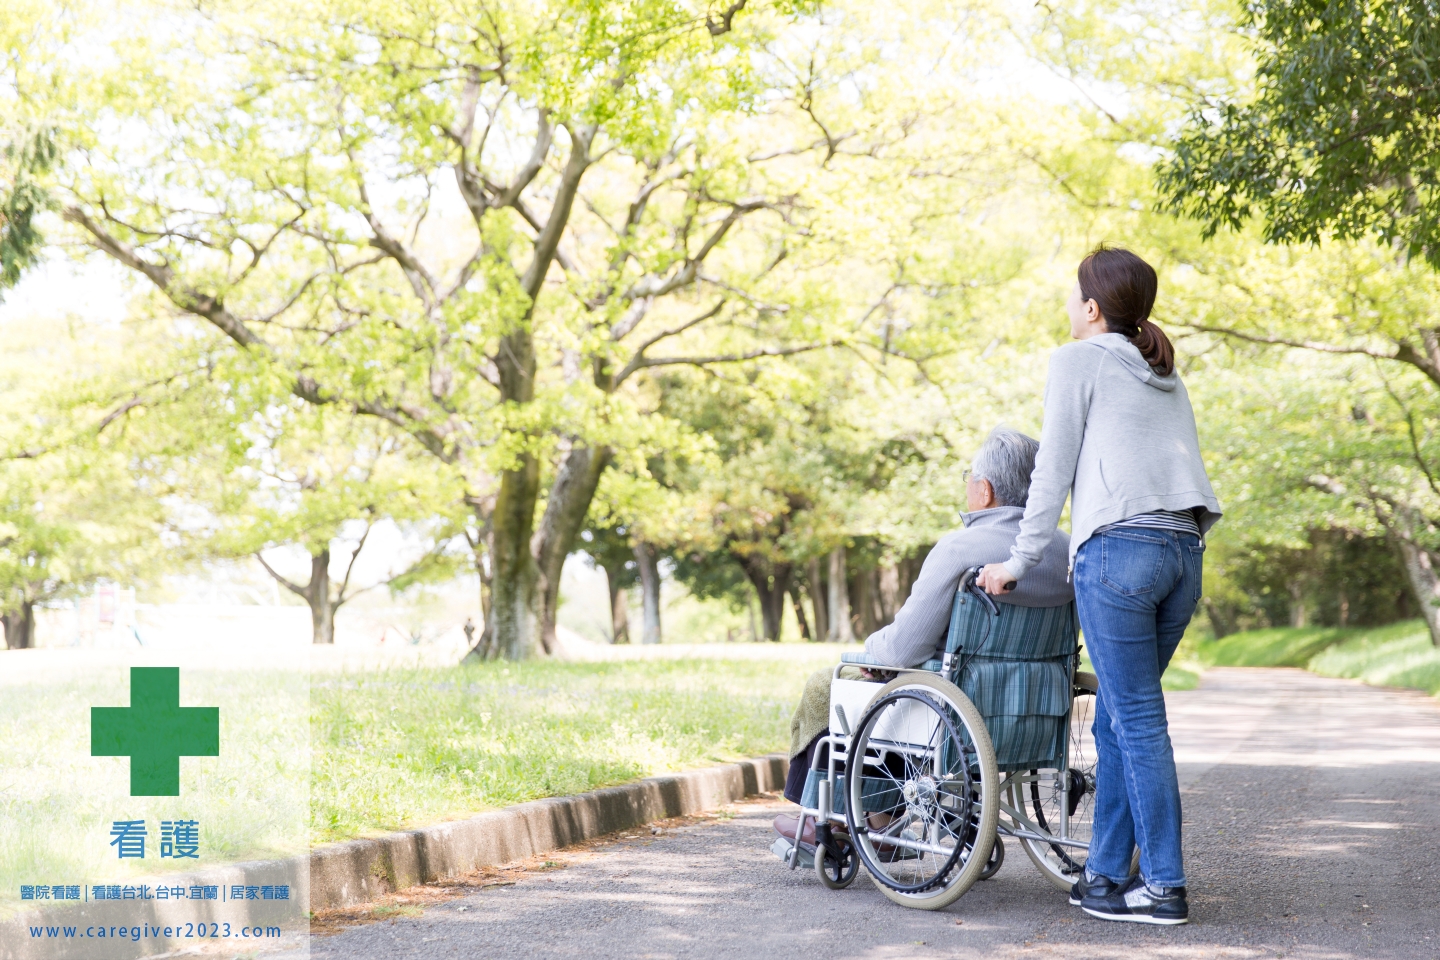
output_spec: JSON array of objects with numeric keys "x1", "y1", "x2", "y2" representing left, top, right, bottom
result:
[
  {"x1": 308, "y1": 753, "x2": 790, "y2": 911},
  {"x1": 0, "y1": 754, "x2": 790, "y2": 958}
]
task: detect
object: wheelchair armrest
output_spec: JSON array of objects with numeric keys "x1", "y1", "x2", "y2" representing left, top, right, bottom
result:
[{"x1": 839, "y1": 651, "x2": 944, "y2": 672}]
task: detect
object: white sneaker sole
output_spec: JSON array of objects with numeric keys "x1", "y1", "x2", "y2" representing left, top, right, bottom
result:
[{"x1": 1082, "y1": 906, "x2": 1189, "y2": 925}]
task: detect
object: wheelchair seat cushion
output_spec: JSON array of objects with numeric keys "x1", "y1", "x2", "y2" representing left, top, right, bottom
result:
[{"x1": 839, "y1": 650, "x2": 945, "y2": 673}]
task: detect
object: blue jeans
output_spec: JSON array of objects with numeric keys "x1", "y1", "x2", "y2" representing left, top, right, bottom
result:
[{"x1": 1074, "y1": 528, "x2": 1204, "y2": 889}]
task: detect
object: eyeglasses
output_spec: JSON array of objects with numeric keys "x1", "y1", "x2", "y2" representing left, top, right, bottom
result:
[{"x1": 963, "y1": 469, "x2": 975, "y2": 483}]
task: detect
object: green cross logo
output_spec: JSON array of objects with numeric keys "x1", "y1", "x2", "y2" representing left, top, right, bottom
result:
[{"x1": 91, "y1": 667, "x2": 219, "y2": 797}]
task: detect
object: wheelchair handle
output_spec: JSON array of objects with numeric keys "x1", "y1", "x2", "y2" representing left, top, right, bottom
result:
[
  {"x1": 960, "y1": 564, "x2": 1015, "y2": 592},
  {"x1": 959, "y1": 565, "x2": 1012, "y2": 617}
]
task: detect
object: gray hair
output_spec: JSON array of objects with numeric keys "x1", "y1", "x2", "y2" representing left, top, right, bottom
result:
[{"x1": 970, "y1": 427, "x2": 1040, "y2": 507}]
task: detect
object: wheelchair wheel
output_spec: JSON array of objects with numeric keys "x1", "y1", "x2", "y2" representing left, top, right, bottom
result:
[
  {"x1": 978, "y1": 836, "x2": 1005, "y2": 881},
  {"x1": 815, "y1": 837, "x2": 860, "y2": 889},
  {"x1": 843, "y1": 672, "x2": 999, "y2": 911},
  {"x1": 1013, "y1": 671, "x2": 1099, "y2": 890}
]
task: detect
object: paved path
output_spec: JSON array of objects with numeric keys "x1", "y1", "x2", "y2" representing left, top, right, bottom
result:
[{"x1": 288, "y1": 669, "x2": 1440, "y2": 960}]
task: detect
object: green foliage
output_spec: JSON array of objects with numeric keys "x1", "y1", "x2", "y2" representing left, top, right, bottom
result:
[
  {"x1": 1194, "y1": 619, "x2": 1440, "y2": 697},
  {"x1": 0, "y1": 0, "x2": 1431, "y2": 659},
  {"x1": 0, "y1": 311, "x2": 214, "y2": 626},
  {"x1": 0, "y1": 129, "x2": 53, "y2": 295},
  {"x1": 1308, "y1": 621, "x2": 1440, "y2": 695},
  {"x1": 1159, "y1": 0, "x2": 1440, "y2": 266},
  {"x1": 1201, "y1": 531, "x2": 1414, "y2": 635},
  {"x1": 206, "y1": 407, "x2": 468, "y2": 581},
  {"x1": 1196, "y1": 625, "x2": 1350, "y2": 668}
]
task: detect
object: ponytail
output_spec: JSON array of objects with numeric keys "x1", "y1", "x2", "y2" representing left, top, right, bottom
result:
[
  {"x1": 1129, "y1": 318, "x2": 1175, "y2": 377},
  {"x1": 1077, "y1": 245, "x2": 1175, "y2": 376}
]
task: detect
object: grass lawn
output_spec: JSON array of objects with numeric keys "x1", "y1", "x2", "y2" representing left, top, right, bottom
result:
[
  {"x1": 1195, "y1": 619, "x2": 1440, "y2": 697},
  {"x1": 309, "y1": 652, "x2": 839, "y2": 843}
]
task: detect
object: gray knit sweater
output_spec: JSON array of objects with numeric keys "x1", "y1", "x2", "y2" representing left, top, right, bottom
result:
[
  {"x1": 864, "y1": 507, "x2": 1072, "y2": 668},
  {"x1": 1003, "y1": 333, "x2": 1222, "y2": 581}
]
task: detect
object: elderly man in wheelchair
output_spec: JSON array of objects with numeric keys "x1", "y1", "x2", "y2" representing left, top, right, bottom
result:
[{"x1": 772, "y1": 426, "x2": 1104, "y2": 909}]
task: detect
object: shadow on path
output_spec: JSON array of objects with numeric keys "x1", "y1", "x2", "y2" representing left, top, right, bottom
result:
[{"x1": 284, "y1": 668, "x2": 1440, "y2": 960}]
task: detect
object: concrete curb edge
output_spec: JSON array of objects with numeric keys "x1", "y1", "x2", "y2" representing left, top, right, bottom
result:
[{"x1": 307, "y1": 753, "x2": 790, "y2": 911}]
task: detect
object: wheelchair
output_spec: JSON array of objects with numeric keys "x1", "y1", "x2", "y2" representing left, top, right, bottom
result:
[{"x1": 778, "y1": 567, "x2": 1103, "y2": 910}]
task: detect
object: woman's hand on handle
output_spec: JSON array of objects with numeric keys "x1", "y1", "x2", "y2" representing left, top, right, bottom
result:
[{"x1": 977, "y1": 563, "x2": 1017, "y2": 596}]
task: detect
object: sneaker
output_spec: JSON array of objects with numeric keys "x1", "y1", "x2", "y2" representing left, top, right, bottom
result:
[
  {"x1": 1082, "y1": 875, "x2": 1189, "y2": 925},
  {"x1": 1068, "y1": 871, "x2": 1122, "y2": 906}
]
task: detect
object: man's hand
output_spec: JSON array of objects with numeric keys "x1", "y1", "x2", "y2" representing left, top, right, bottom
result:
[{"x1": 977, "y1": 562, "x2": 1017, "y2": 596}]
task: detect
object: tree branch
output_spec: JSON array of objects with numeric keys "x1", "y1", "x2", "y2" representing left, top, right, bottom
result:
[
  {"x1": 65, "y1": 205, "x2": 458, "y2": 462},
  {"x1": 256, "y1": 551, "x2": 311, "y2": 599},
  {"x1": 617, "y1": 340, "x2": 838, "y2": 384},
  {"x1": 510, "y1": 196, "x2": 582, "y2": 274},
  {"x1": 521, "y1": 123, "x2": 594, "y2": 300},
  {"x1": 494, "y1": 109, "x2": 553, "y2": 210},
  {"x1": 333, "y1": 522, "x2": 372, "y2": 607},
  {"x1": 1179, "y1": 321, "x2": 1440, "y2": 388},
  {"x1": 614, "y1": 199, "x2": 766, "y2": 309},
  {"x1": 706, "y1": 0, "x2": 748, "y2": 35},
  {"x1": 613, "y1": 299, "x2": 726, "y2": 381},
  {"x1": 1376, "y1": 364, "x2": 1440, "y2": 496},
  {"x1": 63, "y1": 206, "x2": 263, "y2": 349},
  {"x1": 354, "y1": 175, "x2": 440, "y2": 310}
]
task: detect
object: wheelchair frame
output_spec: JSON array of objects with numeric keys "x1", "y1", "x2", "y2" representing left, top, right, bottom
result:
[{"x1": 782, "y1": 569, "x2": 1093, "y2": 905}]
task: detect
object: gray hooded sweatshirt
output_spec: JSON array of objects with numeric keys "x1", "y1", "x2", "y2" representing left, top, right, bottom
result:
[{"x1": 1002, "y1": 333, "x2": 1221, "y2": 581}]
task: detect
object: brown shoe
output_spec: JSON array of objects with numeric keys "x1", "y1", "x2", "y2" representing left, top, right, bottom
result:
[
  {"x1": 775, "y1": 814, "x2": 852, "y2": 845},
  {"x1": 772, "y1": 814, "x2": 817, "y2": 846}
]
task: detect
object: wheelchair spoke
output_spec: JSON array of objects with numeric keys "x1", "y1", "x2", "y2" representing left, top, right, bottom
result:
[{"x1": 845, "y1": 686, "x2": 985, "y2": 894}]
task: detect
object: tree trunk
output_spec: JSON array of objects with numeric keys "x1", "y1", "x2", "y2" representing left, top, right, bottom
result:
[
  {"x1": 309, "y1": 549, "x2": 335, "y2": 645},
  {"x1": 1290, "y1": 578, "x2": 1313, "y2": 630},
  {"x1": 464, "y1": 516, "x2": 500, "y2": 661},
  {"x1": 533, "y1": 445, "x2": 614, "y2": 655},
  {"x1": 602, "y1": 558, "x2": 630, "y2": 644},
  {"x1": 2, "y1": 599, "x2": 36, "y2": 649},
  {"x1": 877, "y1": 564, "x2": 901, "y2": 626},
  {"x1": 826, "y1": 547, "x2": 853, "y2": 642},
  {"x1": 1396, "y1": 539, "x2": 1440, "y2": 646},
  {"x1": 849, "y1": 567, "x2": 879, "y2": 640},
  {"x1": 896, "y1": 546, "x2": 930, "y2": 605},
  {"x1": 490, "y1": 456, "x2": 543, "y2": 661},
  {"x1": 789, "y1": 582, "x2": 812, "y2": 641},
  {"x1": 739, "y1": 557, "x2": 792, "y2": 642},
  {"x1": 1202, "y1": 597, "x2": 1234, "y2": 640},
  {"x1": 256, "y1": 548, "x2": 338, "y2": 645},
  {"x1": 634, "y1": 542, "x2": 662, "y2": 644},
  {"x1": 1287, "y1": 580, "x2": 1308, "y2": 629},
  {"x1": 462, "y1": 605, "x2": 496, "y2": 662},
  {"x1": 806, "y1": 558, "x2": 829, "y2": 642}
]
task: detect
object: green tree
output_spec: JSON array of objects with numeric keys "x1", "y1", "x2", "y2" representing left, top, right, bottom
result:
[
  {"x1": 208, "y1": 409, "x2": 468, "y2": 645},
  {"x1": 1159, "y1": 0, "x2": 1440, "y2": 267},
  {"x1": 0, "y1": 451, "x2": 165, "y2": 647},
  {"x1": 575, "y1": 521, "x2": 638, "y2": 644},
  {"x1": 1149, "y1": 0, "x2": 1440, "y2": 642},
  {"x1": 0, "y1": 0, "x2": 861, "y2": 659},
  {"x1": 0, "y1": 307, "x2": 214, "y2": 648}
]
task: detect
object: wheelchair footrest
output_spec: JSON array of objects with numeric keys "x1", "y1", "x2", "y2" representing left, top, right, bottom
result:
[{"x1": 770, "y1": 836, "x2": 815, "y2": 870}]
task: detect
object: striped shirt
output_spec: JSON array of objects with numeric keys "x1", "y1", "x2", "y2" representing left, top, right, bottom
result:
[{"x1": 1101, "y1": 508, "x2": 1202, "y2": 538}]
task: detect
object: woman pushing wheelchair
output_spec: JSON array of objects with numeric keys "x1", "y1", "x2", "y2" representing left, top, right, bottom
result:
[
  {"x1": 978, "y1": 246, "x2": 1221, "y2": 925},
  {"x1": 774, "y1": 246, "x2": 1217, "y2": 922}
]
